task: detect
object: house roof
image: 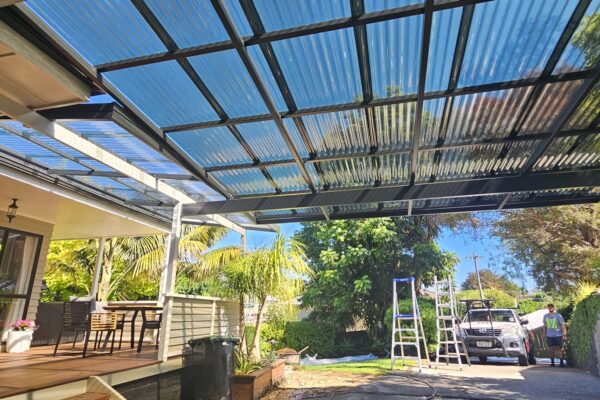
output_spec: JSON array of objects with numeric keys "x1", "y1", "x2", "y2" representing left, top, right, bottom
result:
[{"x1": 0, "y1": 0, "x2": 598, "y2": 224}]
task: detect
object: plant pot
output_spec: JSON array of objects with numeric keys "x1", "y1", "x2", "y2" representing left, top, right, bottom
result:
[
  {"x1": 233, "y1": 366, "x2": 272, "y2": 400},
  {"x1": 6, "y1": 330, "x2": 33, "y2": 353}
]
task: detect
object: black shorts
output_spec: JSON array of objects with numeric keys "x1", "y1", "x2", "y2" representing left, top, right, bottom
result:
[{"x1": 546, "y1": 336, "x2": 563, "y2": 347}]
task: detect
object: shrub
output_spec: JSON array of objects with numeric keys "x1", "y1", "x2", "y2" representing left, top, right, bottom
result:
[
  {"x1": 566, "y1": 293, "x2": 600, "y2": 372},
  {"x1": 518, "y1": 299, "x2": 546, "y2": 315},
  {"x1": 283, "y1": 319, "x2": 339, "y2": 358}
]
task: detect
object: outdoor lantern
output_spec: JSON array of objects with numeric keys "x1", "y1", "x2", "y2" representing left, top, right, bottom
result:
[{"x1": 6, "y1": 198, "x2": 18, "y2": 223}]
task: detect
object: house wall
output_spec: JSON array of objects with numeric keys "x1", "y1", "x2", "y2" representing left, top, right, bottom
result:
[{"x1": 0, "y1": 215, "x2": 54, "y2": 324}]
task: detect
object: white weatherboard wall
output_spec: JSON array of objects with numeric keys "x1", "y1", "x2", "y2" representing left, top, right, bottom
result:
[
  {"x1": 163, "y1": 295, "x2": 239, "y2": 358},
  {"x1": 0, "y1": 215, "x2": 53, "y2": 324}
]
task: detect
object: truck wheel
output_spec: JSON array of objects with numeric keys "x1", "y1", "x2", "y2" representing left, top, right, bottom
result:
[
  {"x1": 518, "y1": 354, "x2": 529, "y2": 366},
  {"x1": 478, "y1": 356, "x2": 487, "y2": 364}
]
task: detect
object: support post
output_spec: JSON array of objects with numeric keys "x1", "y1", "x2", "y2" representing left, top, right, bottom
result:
[
  {"x1": 240, "y1": 232, "x2": 247, "y2": 254},
  {"x1": 90, "y1": 237, "x2": 105, "y2": 300},
  {"x1": 158, "y1": 203, "x2": 182, "y2": 361}
]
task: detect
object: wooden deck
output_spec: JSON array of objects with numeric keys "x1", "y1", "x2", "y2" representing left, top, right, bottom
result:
[{"x1": 0, "y1": 344, "x2": 159, "y2": 398}]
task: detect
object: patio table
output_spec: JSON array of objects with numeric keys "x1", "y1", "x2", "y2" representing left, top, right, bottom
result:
[{"x1": 103, "y1": 304, "x2": 163, "y2": 350}]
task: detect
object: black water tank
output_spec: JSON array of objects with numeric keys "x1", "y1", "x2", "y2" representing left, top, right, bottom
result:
[{"x1": 181, "y1": 336, "x2": 239, "y2": 400}]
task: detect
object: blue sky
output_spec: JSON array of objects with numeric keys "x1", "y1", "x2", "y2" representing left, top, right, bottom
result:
[{"x1": 212, "y1": 219, "x2": 536, "y2": 291}]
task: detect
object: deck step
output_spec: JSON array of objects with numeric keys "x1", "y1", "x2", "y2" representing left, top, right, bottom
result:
[{"x1": 61, "y1": 393, "x2": 109, "y2": 400}]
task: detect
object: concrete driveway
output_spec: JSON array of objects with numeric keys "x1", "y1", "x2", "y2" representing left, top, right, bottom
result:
[
  {"x1": 332, "y1": 361, "x2": 600, "y2": 400},
  {"x1": 265, "y1": 359, "x2": 600, "y2": 400}
]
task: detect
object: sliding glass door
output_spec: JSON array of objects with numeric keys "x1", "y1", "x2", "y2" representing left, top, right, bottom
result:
[{"x1": 0, "y1": 228, "x2": 42, "y2": 339}]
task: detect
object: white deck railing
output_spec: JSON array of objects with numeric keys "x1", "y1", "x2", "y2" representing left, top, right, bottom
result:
[{"x1": 159, "y1": 294, "x2": 239, "y2": 360}]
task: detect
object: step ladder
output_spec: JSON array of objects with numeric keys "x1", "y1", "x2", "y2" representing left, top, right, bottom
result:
[
  {"x1": 391, "y1": 277, "x2": 429, "y2": 373},
  {"x1": 433, "y1": 275, "x2": 471, "y2": 370}
]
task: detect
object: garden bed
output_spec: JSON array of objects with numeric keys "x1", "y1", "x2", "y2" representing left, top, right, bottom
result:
[{"x1": 234, "y1": 360, "x2": 286, "y2": 400}]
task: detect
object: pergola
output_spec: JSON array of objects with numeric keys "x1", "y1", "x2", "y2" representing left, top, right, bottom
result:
[{"x1": 0, "y1": 0, "x2": 599, "y2": 227}]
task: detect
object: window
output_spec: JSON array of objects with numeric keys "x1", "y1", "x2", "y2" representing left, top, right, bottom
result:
[{"x1": 0, "y1": 228, "x2": 42, "y2": 338}]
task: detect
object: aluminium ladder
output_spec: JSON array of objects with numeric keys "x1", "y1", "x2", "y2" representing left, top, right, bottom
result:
[
  {"x1": 433, "y1": 275, "x2": 471, "y2": 370},
  {"x1": 391, "y1": 277, "x2": 429, "y2": 373}
]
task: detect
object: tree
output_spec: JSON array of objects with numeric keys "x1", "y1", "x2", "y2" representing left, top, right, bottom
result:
[
  {"x1": 461, "y1": 269, "x2": 520, "y2": 295},
  {"x1": 220, "y1": 234, "x2": 312, "y2": 361},
  {"x1": 493, "y1": 205, "x2": 600, "y2": 291},
  {"x1": 45, "y1": 225, "x2": 240, "y2": 301},
  {"x1": 296, "y1": 217, "x2": 458, "y2": 342}
]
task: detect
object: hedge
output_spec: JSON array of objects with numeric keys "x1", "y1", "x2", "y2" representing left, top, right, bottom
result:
[{"x1": 567, "y1": 293, "x2": 600, "y2": 373}]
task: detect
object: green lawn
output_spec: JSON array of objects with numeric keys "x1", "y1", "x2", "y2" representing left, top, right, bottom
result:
[{"x1": 297, "y1": 358, "x2": 415, "y2": 375}]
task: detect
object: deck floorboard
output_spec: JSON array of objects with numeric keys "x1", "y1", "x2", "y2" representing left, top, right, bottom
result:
[{"x1": 0, "y1": 344, "x2": 159, "y2": 398}]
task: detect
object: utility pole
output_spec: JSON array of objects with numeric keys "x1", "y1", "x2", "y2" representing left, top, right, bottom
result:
[{"x1": 466, "y1": 254, "x2": 484, "y2": 300}]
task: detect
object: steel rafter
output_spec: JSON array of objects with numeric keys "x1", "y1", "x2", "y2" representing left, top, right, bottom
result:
[
  {"x1": 5, "y1": 5, "x2": 232, "y2": 200},
  {"x1": 409, "y1": 0, "x2": 433, "y2": 185},
  {"x1": 210, "y1": 0, "x2": 317, "y2": 195},
  {"x1": 130, "y1": 0, "x2": 282, "y2": 194},
  {"x1": 162, "y1": 69, "x2": 593, "y2": 133},
  {"x1": 521, "y1": 62, "x2": 600, "y2": 175},
  {"x1": 237, "y1": 0, "x2": 325, "y2": 216},
  {"x1": 181, "y1": 168, "x2": 600, "y2": 216},
  {"x1": 496, "y1": 0, "x2": 592, "y2": 163},
  {"x1": 94, "y1": 0, "x2": 492, "y2": 73},
  {"x1": 429, "y1": 4, "x2": 474, "y2": 182}
]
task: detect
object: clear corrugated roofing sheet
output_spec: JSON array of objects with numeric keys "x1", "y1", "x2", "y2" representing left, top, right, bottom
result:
[{"x1": 12, "y1": 0, "x2": 600, "y2": 221}]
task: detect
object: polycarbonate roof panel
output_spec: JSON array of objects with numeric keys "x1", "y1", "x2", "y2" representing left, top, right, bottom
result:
[
  {"x1": 458, "y1": 0, "x2": 578, "y2": 87},
  {"x1": 221, "y1": 0, "x2": 253, "y2": 37},
  {"x1": 426, "y1": 7, "x2": 461, "y2": 92},
  {"x1": 421, "y1": 86, "x2": 533, "y2": 147},
  {"x1": 337, "y1": 203, "x2": 379, "y2": 213},
  {"x1": 564, "y1": 83, "x2": 600, "y2": 130},
  {"x1": 271, "y1": 28, "x2": 362, "y2": 108},
  {"x1": 210, "y1": 168, "x2": 276, "y2": 196},
  {"x1": 313, "y1": 154, "x2": 410, "y2": 190},
  {"x1": 254, "y1": 0, "x2": 350, "y2": 31},
  {"x1": 236, "y1": 121, "x2": 294, "y2": 162},
  {"x1": 265, "y1": 164, "x2": 310, "y2": 193},
  {"x1": 60, "y1": 120, "x2": 187, "y2": 175},
  {"x1": 161, "y1": 179, "x2": 225, "y2": 202},
  {"x1": 0, "y1": 125, "x2": 89, "y2": 171},
  {"x1": 72, "y1": 175, "x2": 155, "y2": 202},
  {"x1": 26, "y1": 0, "x2": 166, "y2": 66},
  {"x1": 168, "y1": 127, "x2": 252, "y2": 168},
  {"x1": 103, "y1": 61, "x2": 218, "y2": 128},
  {"x1": 519, "y1": 80, "x2": 583, "y2": 135},
  {"x1": 189, "y1": 50, "x2": 269, "y2": 118},
  {"x1": 302, "y1": 109, "x2": 370, "y2": 157},
  {"x1": 554, "y1": 0, "x2": 600, "y2": 74},
  {"x1": 416, "y1": 141, "x2": 536, "y2": 182},
  {"x1": 116, "y1": 178, "x2": 175, "y2": 204},
  {"x1": 534, "y1": 133, "x2": 600, "y2": 171},
  {"x1": 374, "y1": 103, "x2": 416, "y2": 151},
  {"x1": 145, "y1": 0, "x2": 228, "y2": 48},
  {"x1": 364, "y1": 0, "x2": 422, "y2": 12},
  {"x1": 368, "y1": 15, "x2": 422, "y2": 98},
  {"x1": 247, "y1": 46, "x2": 288, "y2": 112}
]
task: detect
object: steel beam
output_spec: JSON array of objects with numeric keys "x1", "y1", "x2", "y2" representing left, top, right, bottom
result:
[
  {"x1": 162, "y1": 70, "x2": 593, "y2": 133},
  {"x1": 182, "y1": 169, "x2": 600, "y2": 215}
]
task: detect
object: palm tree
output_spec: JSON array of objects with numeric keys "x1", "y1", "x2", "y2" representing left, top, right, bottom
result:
[
  {"x1": 223, "y1": 234, "x2": 313, "y2": 361},
  {"x1": 103, "y1": 225, "x2": 241, "y2": 301}
]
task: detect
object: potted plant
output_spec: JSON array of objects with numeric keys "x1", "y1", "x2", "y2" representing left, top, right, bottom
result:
[
  {"x1": 6, "y1": 319, "x2": 36, "y2": 353},
  {"x1": 233, "y1": 349, "x2": 285, "y2": 400}
]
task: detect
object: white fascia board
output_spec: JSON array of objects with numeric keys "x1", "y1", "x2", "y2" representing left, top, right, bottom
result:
[
  {"x1": 0, "y1": 163, "x2": 169, "y2": 233},
  {"x1": 0, "y1": 94, "x2": 195, "y2": 204}
]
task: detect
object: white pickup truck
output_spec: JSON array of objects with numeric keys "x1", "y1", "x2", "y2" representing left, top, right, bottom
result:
[{"x1": 459, "y1": 308, "x2": 536, "y2": 366}]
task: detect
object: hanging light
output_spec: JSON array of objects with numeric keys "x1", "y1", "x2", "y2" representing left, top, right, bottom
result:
[{"x1": 6, "y1": 199, "x2": 18, "y2": 223}]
